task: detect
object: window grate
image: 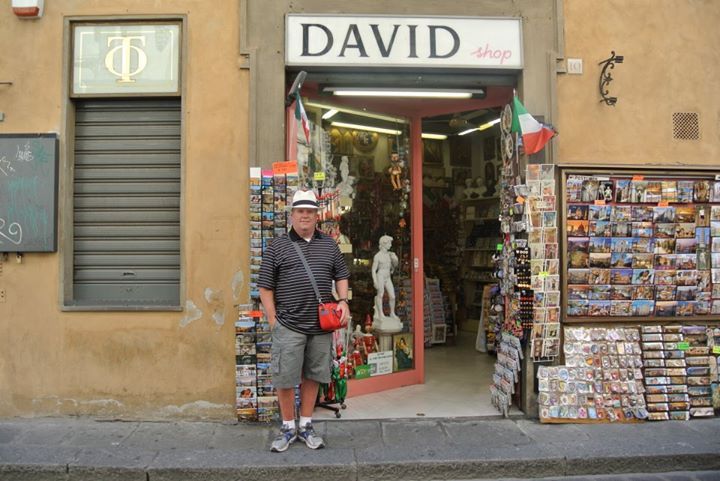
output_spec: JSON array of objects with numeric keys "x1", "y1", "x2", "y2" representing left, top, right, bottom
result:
[{"x1": 672, "y1": 112, "x2": 700, "y2": 140}]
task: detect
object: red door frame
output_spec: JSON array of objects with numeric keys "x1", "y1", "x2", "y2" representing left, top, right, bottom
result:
[{"x1": 284, "y1": 86, "x2": 514, "y2": 397}]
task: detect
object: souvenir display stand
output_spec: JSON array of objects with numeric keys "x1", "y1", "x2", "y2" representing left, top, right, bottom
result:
[{"x1": 536, "y1": 167, "x2": 720, "y2": 423}]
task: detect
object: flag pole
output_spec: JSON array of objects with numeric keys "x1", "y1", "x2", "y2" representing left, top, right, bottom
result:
[{"x1": 285, "y1": 71, "x2": 307, "y2": 107}]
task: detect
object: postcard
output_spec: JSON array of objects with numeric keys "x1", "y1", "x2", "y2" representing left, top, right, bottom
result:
[
  {"x1": 615, "y1": 179, "x2": 632, "y2": 203},
  {"x1": 545, "y1": 259, "x2": 560, "y2": 275},
  {"x1": 675, "y1": 237, "x2": 697, "y2": 254},
  {"x1": 661, "y1": 181, "x2": 678, "y2": 203},
  {"x1": 630, "y1": 222, "x2": 654, "y2": 237},
  {"x1": 675, "y1": 205, "x2": 695, "y2": 223},
  {"x1": 633, "y1": 285, "x2": 655, "y2": 300},
  {"x1": 568, "y1": 204, "x2": 589, "y2": 220},
  {"x1": 655, "y1": 270, "x2": 677, "y2": 285},
  {"x1": 545, "y1": 291, "x2": 561, "y2": 307},
  {"x1": 568, "y1": 269, "x2": 590, "y2": 284},
  {"x1": 632, "y1": 300, "x2": 655, "y2": 316},
  {"x1": 654, "y1": 223, "x2": 676, "y2": 239},
  {"x1": 695, "y1": 300, "x2": 711, "y2": 315},
  {"x1": 545, "y1": 275, "x2": 561, "y2": 291},
  {"x1": 598, "y1": 181, "x2": 614, "y2": 202},
  {"x1": 612, "y1": 222, "x2": 632, "y2": 237},
  {"x1": 697, "y1": 270, "x2": 711, "y2": 291},
  {"x1": 711, "y1": 205, "x2": 720, "y2": 222},
  {"x1": 676, "y1": 253, "x2": 697, "y2": 270},
  {"x1": 542, "y1": 211, "x2": 557, "y2": 228},
  {"x1": 545, "y1": 243, "x2": 558, "y2": 259},
  {"x1": 568, "y1": 285, "x2": 589, "y2": 300},
  {"x1": 610, "y1": 252, "x2": 633, "y2": 268},
  {"x1": 588, "y1": 301, "x2": 611, "y2": 317},
  {"x1": 653, "y1": 206, "x2": 676, "y2": 223},
  {"x1": 611, "y1": 205, "x2": 632, "y2": 222},
  {"x1": 633, "y1": 238, "x2": 655, "y2": 253},
  {"x1": 674, "y1": 223, "x2": 696, "y2": 239},
  {"x1": 698, "y1": 251, "x2": 711, "y2": 271},
  {"x1": 712, "y1": 181, "x2": 720, "y2": 202},
  {"x1": 713, "y1": 253, "x2": 720, "y2": 268},
  {"x1": 677, "y1": 181, "x2": 694, "y2": 203},
  {"x1": 541, "y1": 180, "x2": 556, "y2": 196},
  {"x1": 712, "y1": 238, "x2": 720, "y2": 252},
  {"x1": 712, "y1": 221, "x2": 720, "y2": 237},
  {"x1": 589, "y1": 269, "x2": 611, "y2": 285},
  {"x1": 543, "y1": 228, "x2": 558, "y2": 244},
  {"x1": 632, "y1": 205, "x2": 654, "y2": 222},
  {"x1": 654, "y1": 238, "x2": 676, "y2": 254},
  {"x1": 630, "y1": 181, "x2": 649, "y2": 203},
  {"x1": 631, "y1": 253, "x2": 654, "y2": 269},
  {"x1": 526, "y1": 164, "x2": 541, "y2": 181},
  {"x1": 588, "y1": 284, "x2": 612, "y2": 300},
  {"x1": 654, "y1": 254, "x2": 677, "y2": 270},
  {"x1": 566, "y1": 176, "x2": 585, "y2": 202},
  {"x1": 589, "y1": 221, "x2": 612, "y2": 238},
  {"x1": 676, "y1": 270, "x2": 698, "y2": 286},
  {"x1": 567, "y1": 220, "x2": 589, "y2": 237},
  {"x1": 611, "y1": 301, "x2": 632, "y2": 317},
  {"x1": 611, "y1": 285, "x2": 634, "y2": 301},
  {"x1": 589, "y1": 237, "x2": 612, "y2": 253},
  {"x1": 567, "y1": 300, "x2": 589, "y2": 316},
  {"x1": 713, "y1": 300, "x2": 720, "y2": 314},
  {"x1": 589, "y1": 205, "x2": 612, "y2": 221},
  {"x1": 612, "y1": 237, "x2": 634, "y2": 253},
  {"x1": 590, "y1": 253, "x2": 612, "y2": 268},
  {"x1": 568, "y1": 237, "x2": 590, "y2": 268},
  {"x1": 645, "y1": 181, "x2": 662, "y2": 203},
  {"x1": 632, "y1": 269, "x2": 654, "y2": 284},
  {"x1": 694, "y1": 180, "x2": 711, "y2": 202},
  {"x1": 676, "y1": 286, "x2": 697, "y2": 301},
  {"x1": 655, "y1": 301, "x2": 678, "y2": 317},
  {"x1": 582, "y1": 180, "x2": 600, "y2": 202},
  {"x1": 677, "y1": 301, "x2": 695, "y2": 316},
  {"x1": 696, "y1": 205, "x2": 711, "y2": 227}
]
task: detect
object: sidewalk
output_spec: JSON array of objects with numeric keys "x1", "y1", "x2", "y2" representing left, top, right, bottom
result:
[{"x1": 1, "y1": 416, "x2": 719, "y2": 481}]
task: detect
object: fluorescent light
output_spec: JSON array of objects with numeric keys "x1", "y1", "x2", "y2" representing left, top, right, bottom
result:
[
  {"x1": 330, "y1": 121, "x2": 402, "y2": 136},
  {"x1": 321, "y1": 109, "x2": 338, "y2": 120},
  {"x1": 458, "y1": 118, "x2": 501, "y2": 136},
  {"x1": 326, "y1": 87, "x2": 480, "y2": 99},
  {"x1": 422, "y1": 133, "x2": 448, "y2": 140},
  {"x1": 478, "y1": 118, "x2": 501, "y2": 131},
  {"x1": 305, "y1": 101, "x2": 407, "y2": 124}
]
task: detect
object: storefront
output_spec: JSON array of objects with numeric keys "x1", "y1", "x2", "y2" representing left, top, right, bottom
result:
[{"x1": 240, "y1": 1, "x2": 561, "y2": 421}]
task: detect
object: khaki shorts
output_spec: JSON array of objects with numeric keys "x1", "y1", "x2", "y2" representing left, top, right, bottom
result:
[{"x1": 271, "y1": 322, "x2": 332, "y2": 388}]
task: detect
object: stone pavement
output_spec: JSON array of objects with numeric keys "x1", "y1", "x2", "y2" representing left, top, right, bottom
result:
[{"x1": 0, "y1": 416, "x2": 719, "y2": 481}]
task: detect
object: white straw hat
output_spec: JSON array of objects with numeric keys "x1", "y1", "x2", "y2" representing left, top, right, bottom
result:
[{"x1": 291, "y1": 189, "x2": 319, "y2": 209}]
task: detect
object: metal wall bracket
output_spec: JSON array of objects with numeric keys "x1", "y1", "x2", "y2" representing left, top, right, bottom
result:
[{"x1": 598, "y1": 51, "x2": 623, "y2": 106}]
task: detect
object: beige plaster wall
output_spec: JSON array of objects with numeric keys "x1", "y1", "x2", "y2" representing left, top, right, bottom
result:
[
  {"x1": 559, "y1": 0, "x2": 720, "y2": 166},
  {"x1": 0, "y1": 1, "x2": 248, "y2": 419}
]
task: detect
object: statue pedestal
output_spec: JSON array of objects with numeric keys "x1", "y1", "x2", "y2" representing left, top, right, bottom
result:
[{"x1": 374, "y1": 326, "x2": 402, "y2": 352}]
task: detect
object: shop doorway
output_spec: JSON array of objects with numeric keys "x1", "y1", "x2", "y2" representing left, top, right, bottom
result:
[{"x1": 286, "y1": 82, "x2": 518, "y2": 419}]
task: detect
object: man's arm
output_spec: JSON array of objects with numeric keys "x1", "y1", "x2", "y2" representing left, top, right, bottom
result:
[
  {"x1": 335, "y1": 278, "x2": 350, "y2": 326},
  {"x1": 259, "y1": 288, "x2": 276, "y2": 328}
]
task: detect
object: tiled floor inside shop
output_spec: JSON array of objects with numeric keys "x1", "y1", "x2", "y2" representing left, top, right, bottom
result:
[{"x1": 315, "y1": 329, "x2": 522, "y2": 420}]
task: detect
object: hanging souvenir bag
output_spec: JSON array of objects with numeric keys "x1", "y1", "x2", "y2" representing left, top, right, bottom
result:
[{"x1": 292, "y1": 242, "x2": 343, "y2": 331}]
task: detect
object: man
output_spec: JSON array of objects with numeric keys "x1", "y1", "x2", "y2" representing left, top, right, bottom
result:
[{"x1": 258, "y1": 189, "x2": 350, "y2": 452}]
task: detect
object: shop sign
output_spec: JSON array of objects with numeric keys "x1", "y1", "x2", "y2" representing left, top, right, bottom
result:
[
  {"x1": 286, "y1": 15, "x2": 522, "y2": 69},
  {"x1": 72, "y1": 23, "x2": 181, "y2": 96}
]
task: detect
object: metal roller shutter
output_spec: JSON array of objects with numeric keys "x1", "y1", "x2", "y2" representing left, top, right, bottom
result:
[{"x1": 73, "y1": 99, "x2": 181, "y2": 307}]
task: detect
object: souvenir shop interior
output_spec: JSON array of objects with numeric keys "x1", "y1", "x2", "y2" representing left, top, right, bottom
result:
[{"x1": 241, "y1": 84, "x2": 518, "y2": 421}]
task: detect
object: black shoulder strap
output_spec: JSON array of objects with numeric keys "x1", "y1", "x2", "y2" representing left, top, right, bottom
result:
[{"x1": 291, "y1": 241, "x2": 323, "y2": 304}]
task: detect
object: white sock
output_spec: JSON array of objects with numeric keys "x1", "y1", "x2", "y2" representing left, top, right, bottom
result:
[
  {"x1": 299, "y1": 416, "x2": 312, "y2": 428},
  {"x1": 282, "y1": 419, "x2": 296, "y2": 431}
]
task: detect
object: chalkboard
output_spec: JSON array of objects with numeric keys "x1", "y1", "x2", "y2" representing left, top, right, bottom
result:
[{"x1": 0, "y1": 134, "x2": 59, "y2": 252}]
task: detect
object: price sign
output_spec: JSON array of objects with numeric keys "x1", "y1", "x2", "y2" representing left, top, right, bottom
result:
[
  {"x1": 314, "y1": 172, "x2": 326, "y2": 181},
  {"x1": 677, "y1": 341, "x2": 690, "y2": 351}
]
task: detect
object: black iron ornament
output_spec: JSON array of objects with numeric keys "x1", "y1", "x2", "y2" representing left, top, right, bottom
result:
[{"x1": 598, "y1": 51, "x2": 624, "y2": 106}]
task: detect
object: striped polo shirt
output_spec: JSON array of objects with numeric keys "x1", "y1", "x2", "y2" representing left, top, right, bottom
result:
[{"x1": 258, "y1": 228, "x2": 350, "y2": 335}]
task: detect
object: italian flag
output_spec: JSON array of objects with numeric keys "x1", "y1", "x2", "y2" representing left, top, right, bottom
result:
[
  {"x1": 511, "y1": 95, "x2": 556, "y2": 155},
  {"x1": 293, "y1": 89, "x2": 311, "y2": 144}
]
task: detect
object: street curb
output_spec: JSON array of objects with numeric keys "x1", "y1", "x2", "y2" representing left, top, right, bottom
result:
[{"x1": 1, "y1": 451, "x2": 720, "y2": 480}]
